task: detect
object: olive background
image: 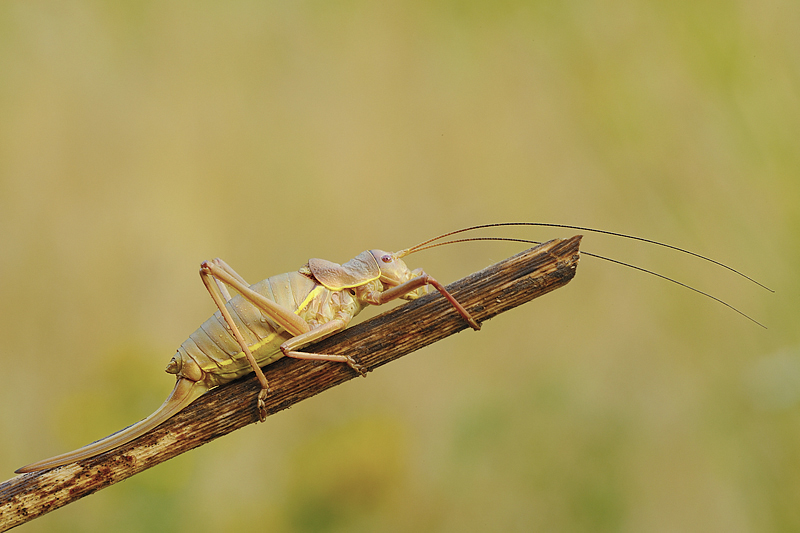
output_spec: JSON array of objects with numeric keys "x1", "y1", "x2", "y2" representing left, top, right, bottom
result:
[{"x1": 1, "y1": 1, "x2": 798, "y2": 532}]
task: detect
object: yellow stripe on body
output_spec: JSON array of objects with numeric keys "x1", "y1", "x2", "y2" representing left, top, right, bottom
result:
[
  {"x1": 201, "y1": 285, "x2": 325, "y2": 372},
  {"x1": 296, "y1": 285, "x2": 324, "y2": 313}
]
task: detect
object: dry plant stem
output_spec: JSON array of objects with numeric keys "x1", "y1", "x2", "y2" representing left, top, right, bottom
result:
[{"x1": 0, "y1": 236, "x2": 581, "y2": 531}]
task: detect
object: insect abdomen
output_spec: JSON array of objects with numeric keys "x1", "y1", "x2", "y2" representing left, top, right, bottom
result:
[{"x1": 169, "y1": 272, "x2": 318, "y2": 387}]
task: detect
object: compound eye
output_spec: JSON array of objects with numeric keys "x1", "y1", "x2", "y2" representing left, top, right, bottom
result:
[{"x1": 381, "y1": 254, "x2": 393, "y2": 263}]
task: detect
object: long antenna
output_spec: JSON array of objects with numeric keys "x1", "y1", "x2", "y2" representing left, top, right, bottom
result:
[
  {"x1": 401, "y1": 236, "x2": 767, "y2": 329},
  {"x1": 398, "y1": 222, "x2": 772, "y2": 292}
]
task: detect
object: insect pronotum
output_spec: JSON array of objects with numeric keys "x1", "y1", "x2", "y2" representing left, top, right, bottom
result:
[{"x1": 14, "y1": 222, "x2": 770, "y2": 473}]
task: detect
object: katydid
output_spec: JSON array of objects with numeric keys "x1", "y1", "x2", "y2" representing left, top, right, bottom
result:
[{"x1": 15, "y1": 223, "x2": 768, "y2": 473}]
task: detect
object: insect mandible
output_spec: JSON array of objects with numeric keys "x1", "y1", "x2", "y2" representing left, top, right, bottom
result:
[{"x1": 15, "y1": 222, "x2": 769, "y2": 473}]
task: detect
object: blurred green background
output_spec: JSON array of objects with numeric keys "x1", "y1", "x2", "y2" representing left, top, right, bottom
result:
[{"x1": 1, "y1": 1, "x2": 797, "y2": 531}]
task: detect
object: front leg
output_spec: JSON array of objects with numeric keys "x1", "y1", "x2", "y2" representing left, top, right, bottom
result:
[
  {"x1": 398, "y1": 268, "x2": 430, "y2": 301},
  {"x1": 364, "y1": 272, "x2": 481, "y2": 330}
]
